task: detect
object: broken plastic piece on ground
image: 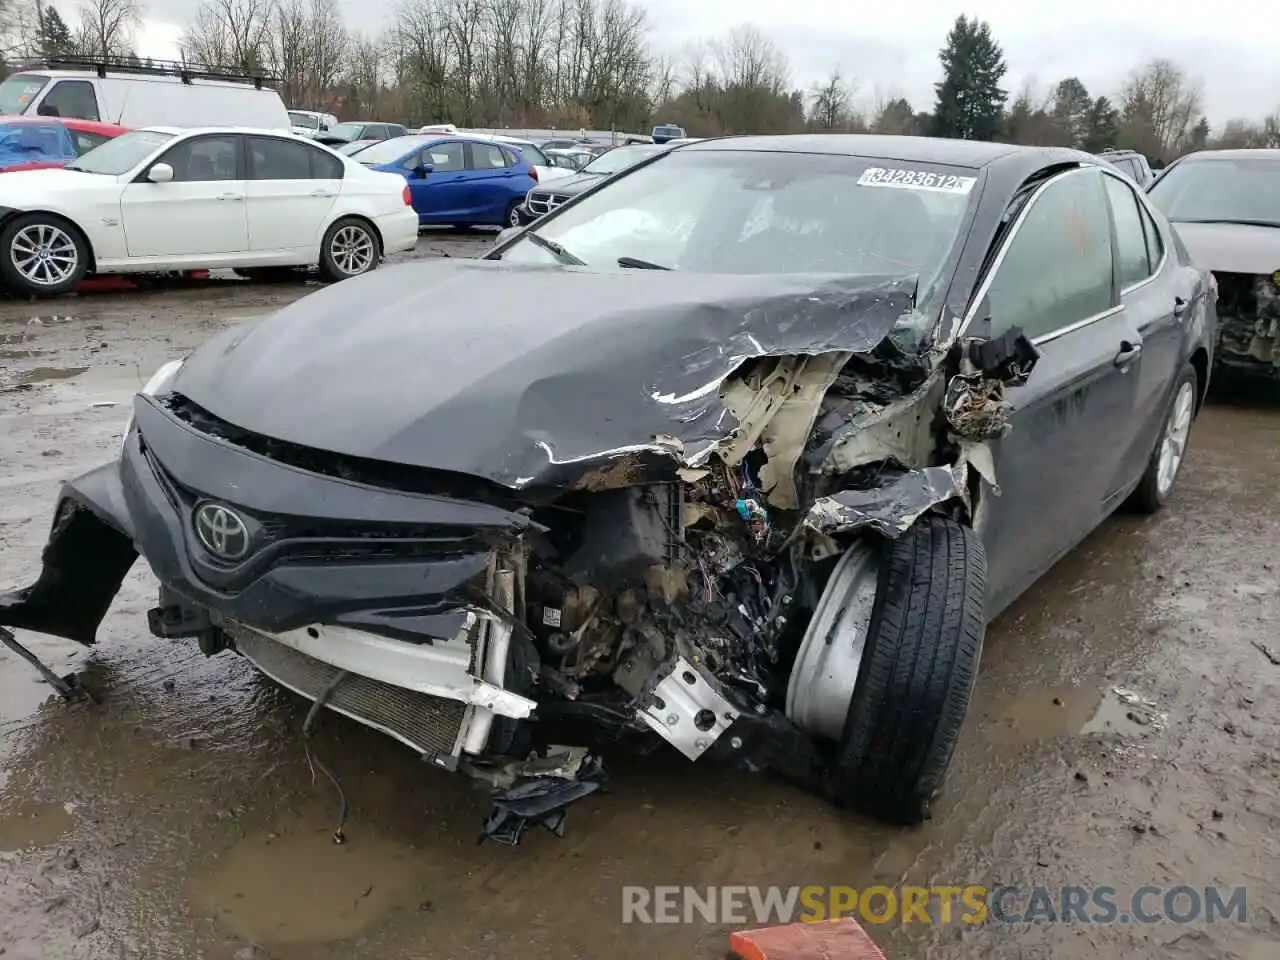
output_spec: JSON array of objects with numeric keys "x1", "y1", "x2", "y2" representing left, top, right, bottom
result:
[
  {"x1": 0, "y1": 626, "x2": 97, "y2": 702},
  {"x1": 478, "y1": 752, "x2": 606, "y2": 845},
  {"x1": 729, "y1": 917, "x2": 888, "y2": 960}
]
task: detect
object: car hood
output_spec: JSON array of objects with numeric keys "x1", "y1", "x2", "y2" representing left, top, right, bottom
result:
[
  {"x1": 537, "y1": 171, "x2": 605, "y2": 195},
  {"x1": 169, "y1": 260, "x2": 920, "y2": 491},
  {"x1": 0, "y1": 167, "x2": 112, "y2": 197},
  {"x1": 1171, "y1": 221, "x2": 1280, "y2": 275}
]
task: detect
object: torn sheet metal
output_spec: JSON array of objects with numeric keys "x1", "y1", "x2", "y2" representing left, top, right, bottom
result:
[
  {"x1": 945, "y1": 328, "x2": 1041, "y2": 441},
  {"x1": 803, "y1": 465, "x2": 966, "y2": 539},
  {"x1": 166, "y1": 260, "x2": 922, "y2": 491}
]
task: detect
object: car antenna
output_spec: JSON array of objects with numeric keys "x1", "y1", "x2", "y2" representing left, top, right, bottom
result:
[{"x1": 114, "y1": 87, "x2": 131, "y2": 126}]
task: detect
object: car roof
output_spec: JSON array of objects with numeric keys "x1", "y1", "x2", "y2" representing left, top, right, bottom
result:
[
  {"x1": 141, "y1": 125, "x2": 325, "y2": 138},
  {"x1": 1173, "y1": 148, "x2": 1280, "y2": 162},
  {"x1": 683, "y1": 134, "x2": 1038, "y2": 168}
]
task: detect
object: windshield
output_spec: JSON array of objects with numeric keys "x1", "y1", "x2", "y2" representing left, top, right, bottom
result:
[
  {"x1": 500, "y1": 149, "x2": 976, "y2": 288},
  {"x1": 1148, "y1": 156, "x2": 1280, "y2": 225},
  {"x1": 288, "y1": 112, "x2": 320, "y2": 129},
  {"x1": 582, "y1": 146, "x2": 664, "y2": 175},
  {"x1": 337, "y1": 140, "x2": 371, "y2": 155},
  {"x1": 653, "y1": 125, "x2": 684, "y2": 138},
  {"x1": 68, "y1": 129, "x2": 174, "y2": 175},
  {"x1": 0, "y1": 74, "x2": 50, "y2": 115},
  {"x1": 323, "y1": 123, "x2": 366, "y2": 142},
  {"x1": 354, "y1": 136, "x2": 433, "y2": 165}
]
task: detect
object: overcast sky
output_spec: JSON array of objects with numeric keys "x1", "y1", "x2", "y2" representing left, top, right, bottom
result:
[{"x1": 129, "y1": 0, "x2": 1280, "y2": 125}]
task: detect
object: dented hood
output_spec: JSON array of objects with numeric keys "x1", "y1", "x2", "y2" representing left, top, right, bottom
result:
[
  {"x1": 1171, "y1": 221, "x2": 1280, "y2": 275},
  {"x1": 170, "y1": 260, "x2": 918, "y2": 489}
]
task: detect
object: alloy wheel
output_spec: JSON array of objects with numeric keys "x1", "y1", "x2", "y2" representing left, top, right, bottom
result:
[
  {"x1": 10, "y1": 223, "x2": 78, "y2": 287},
  {"x1": 330, "y1": 225, "x2": 375, "y2": 276},
  {"x1": 1156, "y1": 380, "x2": 1195, "y2": 497}
]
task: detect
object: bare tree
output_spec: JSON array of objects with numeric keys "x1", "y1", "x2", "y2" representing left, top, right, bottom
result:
[
  {"x1": 75, "y1": 0, "x2": 139, "y2": 57},
  {"x1": 181, "y1": 0, "x2": 271, "y2": 70},
  {"x1": 1119, "y1": 59, "x2": 1203, "y2": 158},
  {"x1": 809, "y1": 65, "x2": 855, "y2": 131},
  {"x1": 712, "y1": 23, "x2": 787, "y2": 94}
]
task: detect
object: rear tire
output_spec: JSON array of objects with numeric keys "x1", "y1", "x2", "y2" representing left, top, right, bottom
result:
[
  {"x1": 0, "y1": 213, "x2": 89, "y2": 297},
  {"x1": 318, "y1": 217, "x2": 380, "y2": 282},
  {"x1": 1126, "y1": 362, "x2": 1198, "y2": 514},
  {"x1": 832, "y1": 515, "x2": 987, "y2": 825}
]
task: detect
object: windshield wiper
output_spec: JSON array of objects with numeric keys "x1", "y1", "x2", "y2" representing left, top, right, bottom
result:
[
  {"x1": 1179, "y1": 217, "x2": 1280, "y2": 228},
  {"x1": 523, "y1": 231, "x2": 585, "y2": 265},
  {"x1": 63, "y1": 164, "x2": 86, "y2": 171},
  {"x1": 617, "y1": 256, "x2": 671, "y2": 270}
]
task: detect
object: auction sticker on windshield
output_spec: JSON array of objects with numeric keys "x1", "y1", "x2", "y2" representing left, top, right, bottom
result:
[{"x1": 858, "y1": 167, "x2": 977, "y2": 194}]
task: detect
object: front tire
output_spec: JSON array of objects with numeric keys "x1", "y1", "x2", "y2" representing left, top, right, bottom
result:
[
  {"x1": 0, "y1": 213, "x2": 89, "y2": 297},
  {"x1": 318, "y1": 217, "x2": 380, "y2": 282},
  {"x1": 1127, "y1": 362, "x2": 1198, "y2": 514},
  {"x1": 504, "y1": 201, "x2": 522, "y2": 229},
  {"x1": 831, "y1": 516, "x2": 987, "y2": 824}
]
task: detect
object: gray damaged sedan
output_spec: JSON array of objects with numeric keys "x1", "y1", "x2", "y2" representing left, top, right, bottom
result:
[{"x1": 1, "y1": 135, "x2": 1216, "y2": 843}]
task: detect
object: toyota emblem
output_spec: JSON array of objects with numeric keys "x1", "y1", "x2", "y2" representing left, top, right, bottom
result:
[{"x1": 194, "y1": 502, "x2": 251, "y2": 561}]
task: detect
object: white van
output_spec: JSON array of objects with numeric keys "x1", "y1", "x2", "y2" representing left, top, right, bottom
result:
[{"x1": 0, "y1": 58, "x2": 290, "y2": 130}]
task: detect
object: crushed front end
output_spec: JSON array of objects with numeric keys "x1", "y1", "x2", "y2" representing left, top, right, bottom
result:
[
  {"x1": 1214, "y1": 271, "x2": 1280, "y2": 379},
  {"x1": 0, "y1": 263, "x2": 1027, "y2": 842}
]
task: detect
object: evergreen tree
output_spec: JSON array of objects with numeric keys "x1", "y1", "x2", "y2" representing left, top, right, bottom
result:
[
  {"x1": 1051, "y1": 77, "x2": 1092, "y2": 148},
  {"x1": 36, "y1": 6, "x2": 75, "y2": 59},
  {"x1": 931, "y1": 15, "x2": 1008, "y2": 141},
  {"x1": 1082, "y1": 96, "x2": 1121, "y2": 152}
]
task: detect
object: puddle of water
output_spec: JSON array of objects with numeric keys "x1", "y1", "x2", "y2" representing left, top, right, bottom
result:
[
  {"x1": 1081, "y1": 685, "x2": 1167, "y2": 735},
  {"x1": 3, "y1": 366, "x2": 88, "y2": 387},
  {"x1": 986, "y1": 684, "x2": 1166, "y2": 745},
  {"x1": 188, "y1": 822, "x2": 424, "y2": 944},
  {"x1": 0, "y1": 800, "x2": 74, "y2": 851}
]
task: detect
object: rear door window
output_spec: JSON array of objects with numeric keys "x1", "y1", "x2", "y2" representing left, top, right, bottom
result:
[
  {"x1": 471, "y1": 143, "x2": 510, "y2": 169},
  {"x1": 1103, "y1": 173, "x2": 1154, "y2": 288},
  {"x1": 38, "y1": 80, "x2": 99, "y2": 121}
]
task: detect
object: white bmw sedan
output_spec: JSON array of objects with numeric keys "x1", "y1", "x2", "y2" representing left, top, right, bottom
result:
[{"x1": 0, "y1": 126, "x2": 420, "y2": 297}]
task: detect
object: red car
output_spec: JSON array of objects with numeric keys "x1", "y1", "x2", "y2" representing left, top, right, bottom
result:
[{"x1": 0, "y1": 116, "x2": 129, "y2": 173}]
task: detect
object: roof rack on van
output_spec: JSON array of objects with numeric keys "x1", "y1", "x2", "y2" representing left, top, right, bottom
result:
[{"x1": 11, "y1": 55, "x2": 279, "y2": 89}]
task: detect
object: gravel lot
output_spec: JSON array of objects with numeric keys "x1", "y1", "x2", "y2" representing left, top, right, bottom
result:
[{"x1": 1, "y1": 232, "x2": 1278, "y2": 959}]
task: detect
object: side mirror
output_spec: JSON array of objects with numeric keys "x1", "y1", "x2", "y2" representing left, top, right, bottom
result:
[
  {"x1": 319, "y1": 122, "x2": 329, "y2": 131},
  {"x1": 147, "y1": 162, "x2": 174, "y2": 183},
  {"x1": 413, "y1": 163, "x2": 433, "y2": 179}
]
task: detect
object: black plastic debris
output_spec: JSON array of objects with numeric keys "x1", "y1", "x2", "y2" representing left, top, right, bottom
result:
[{"x1": 478, "y1": 755, "x2": 607, "y2": 846}]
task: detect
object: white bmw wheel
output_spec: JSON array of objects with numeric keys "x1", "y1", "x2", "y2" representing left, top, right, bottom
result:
[{"x1": 318, "y1": 218, "x2": 380, "y2": 282}]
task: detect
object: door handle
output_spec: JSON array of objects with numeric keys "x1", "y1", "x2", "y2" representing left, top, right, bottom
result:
[
  {"x1": 1113, "y1": 340, "x2": 1143, "y2": 367},
  {"x1": 310, "y1": 190, "x2": 335, "y2": 197},
  {"x1": 217, "y1": 193, "x2": 244, "y2": 201},
  {"x1": 1173, "y1": 295, "x2": 1189, "y2": 317},
  {"x1": 452, "y1": 175, "x2": 466, "y2": 181}
]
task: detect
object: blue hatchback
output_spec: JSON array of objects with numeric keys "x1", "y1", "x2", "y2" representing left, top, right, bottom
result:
[{"x1": 354, "y1": 135, "x2": 536, "y2": 229}]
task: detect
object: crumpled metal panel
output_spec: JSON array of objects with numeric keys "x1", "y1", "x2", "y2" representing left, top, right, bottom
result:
[
  {"x1": 804, "y1": 465, "x2": 966, "y2": 539},
  {"x1": 168, "y1": 260, "x2": 922, "y2": 491}
]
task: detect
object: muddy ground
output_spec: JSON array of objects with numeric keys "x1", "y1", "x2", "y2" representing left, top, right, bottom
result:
[{"x1": 1, "y1": 233, "x2": 1278, "y2": 959}]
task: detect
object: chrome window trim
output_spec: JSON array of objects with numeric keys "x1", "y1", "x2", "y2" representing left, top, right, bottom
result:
[
  {"x1": 1100, "y1": 169, "x2": 1168, "y2": 296},
  {"x1": 960, "y1": 165, "x2": 1114, "y2": 341},
  {"x1": 1031, "y1": 304, "x2": 1124, "y2": 348}
]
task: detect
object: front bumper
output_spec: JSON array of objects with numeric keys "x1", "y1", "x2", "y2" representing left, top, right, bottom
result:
[{"x1": 0, "y1": 394, "x2": 536, "y2": 762}]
